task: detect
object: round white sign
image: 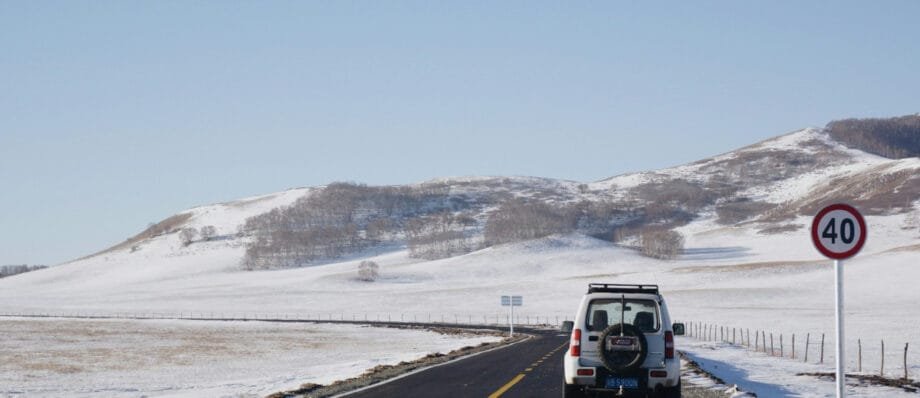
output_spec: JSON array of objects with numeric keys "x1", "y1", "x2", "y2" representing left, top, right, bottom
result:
[{"x1": 811, "y1": 204, "x2": 867, "y2": 260}]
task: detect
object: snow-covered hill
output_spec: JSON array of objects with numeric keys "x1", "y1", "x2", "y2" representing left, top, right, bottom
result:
[
  {"x1": 2, "y1": 121, "x2": 918, "y2": 313},
  {"x1": 0, "y1": 118, "x2": 918, "y2": 397}
]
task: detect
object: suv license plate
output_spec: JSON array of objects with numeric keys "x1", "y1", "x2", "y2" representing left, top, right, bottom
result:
[{"x1": 605, "y1": 376, "x2": 639, "y2": 389}]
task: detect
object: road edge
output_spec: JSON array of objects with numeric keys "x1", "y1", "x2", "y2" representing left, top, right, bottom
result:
[{"x1": 265, "y1": 327, "x2": 534, "y2": 398}]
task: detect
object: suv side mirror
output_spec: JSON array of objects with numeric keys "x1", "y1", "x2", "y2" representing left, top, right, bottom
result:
[
  {"x1": 561, "y1": 320, "x2": 574, "y2": 333},
  {"x1": 672, "y1": 323, "x2": 685, "y2": 336}
]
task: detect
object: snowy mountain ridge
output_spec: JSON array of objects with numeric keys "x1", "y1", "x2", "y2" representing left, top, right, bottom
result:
[{"x1": 56, "y1": 120, "x2": 920, "y2": 273}]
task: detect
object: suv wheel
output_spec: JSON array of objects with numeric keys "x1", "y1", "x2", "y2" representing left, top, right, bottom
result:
[
  {"x1": 659, "y1": 379, "x2": 681, "y2": 398},
  {"x1": 562, "y1": 383, "x2": 586, "y2": 398}
]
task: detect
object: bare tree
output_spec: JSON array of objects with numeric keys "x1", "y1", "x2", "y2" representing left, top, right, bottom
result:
[
  {"x1": 179, "y1": 227, "x2": 198, "y2": 247},
  {"x1": 357, "y1": 260, "x2": 379, "y2": 282},
  {"x1": 199, "y1": 225, "x2": 217, "y2": 241}
]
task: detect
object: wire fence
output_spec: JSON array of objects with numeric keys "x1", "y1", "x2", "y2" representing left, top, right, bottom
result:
[
  {"x1": 684, "y1": 321, "x2": 914, "y2": 381},
  {"x1": 0, "y1": 310, "x2": 571, "y2": 327}
]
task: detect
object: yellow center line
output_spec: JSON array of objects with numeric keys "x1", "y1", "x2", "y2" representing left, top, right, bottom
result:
[
  {"x1": 488, "y1": 339, "x2": 570, "y2": 397},
  {"x1": 488, "y1": 373, "x2": 525, "y2": 398}
]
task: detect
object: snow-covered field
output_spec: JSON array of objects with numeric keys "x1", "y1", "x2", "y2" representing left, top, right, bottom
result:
[
  {"x1": 0, "y1": 317, "x2": 499, "y2": 397},
  {"x1": 680, "y1": 337, "x2": 918, "y2": 398},
  {"x1": 2, "y1": 216, "x2": 917, "y2": 396}
]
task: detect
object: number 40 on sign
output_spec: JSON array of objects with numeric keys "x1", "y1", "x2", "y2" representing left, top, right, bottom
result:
[{"x1": 812, "y1": 203, "x2": 867, "y2": 260}]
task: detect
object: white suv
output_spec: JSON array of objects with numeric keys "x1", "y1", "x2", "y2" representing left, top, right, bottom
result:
[{"x1": 563, "y1": 284, "x2": 685, "y2": 398}]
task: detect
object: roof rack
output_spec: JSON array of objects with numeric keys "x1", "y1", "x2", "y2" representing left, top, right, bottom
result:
[{"x1": 587, "y1": 283, "x2": 659, "y2": 295}]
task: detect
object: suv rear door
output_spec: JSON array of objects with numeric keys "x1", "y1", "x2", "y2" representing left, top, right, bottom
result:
[{"x1": 580, "y1": 296, "x2": 663, "y2": 368}]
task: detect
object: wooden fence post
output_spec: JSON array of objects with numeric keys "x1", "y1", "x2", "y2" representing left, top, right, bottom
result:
[
  {"x1": 755, "y1": 330, "x2": 760, "y2": 351},
  {"x1": 770, "y1": 333, "x2": 775, "y2": 356},
  {"x1": 780, "y1": 334, "x2": 784, "y2": 358},
  {"x1": 820, "y1": 333, "x2": 825, "y2": 364},
  {"x1": 733, "y1": 328, "x2": 736, "y2": 345},
  {"x1": 881, "y1": 340, "x2": 885, "y2": 377},
  {"x1": 805, "y1": 333, "x2": 810, "y2": 363},
  {"x1": 858, "y1": 339, "x2": 862, "y2": 372},
  {"x1": 792, "y1": 334, "x2": 796, "y2": 360},
  {"x1": 905, "y1": 343, "x2": 910, "y2": 381}
]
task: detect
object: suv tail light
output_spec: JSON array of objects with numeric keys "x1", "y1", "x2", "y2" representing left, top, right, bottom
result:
[
  {"x1": 665, "y1": 331, "x2": 674, "y2": 359},
  {"x1": 570, "y1": 328, "x2": 582, "y2": 357}
]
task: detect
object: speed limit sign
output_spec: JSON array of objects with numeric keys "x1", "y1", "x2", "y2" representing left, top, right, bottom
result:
[
  {"x1": 812, "y1": 203, "x2": 867, "y2": 398},
  {"x1": 811, "y1": 203, "x2": 867, "y2": 260}
]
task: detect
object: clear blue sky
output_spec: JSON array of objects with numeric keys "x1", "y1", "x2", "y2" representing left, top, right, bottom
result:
[{"x1": 2, "y1": 1, "x2": 919, "y2": 266}]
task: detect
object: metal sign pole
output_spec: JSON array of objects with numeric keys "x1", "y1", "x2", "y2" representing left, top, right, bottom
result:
[
  {"x1": 835, "y1": 259, "x2": 845, "y2": 398},
  {"x1": 510, "y1": 301, "x2": 514, "y2": 337}
]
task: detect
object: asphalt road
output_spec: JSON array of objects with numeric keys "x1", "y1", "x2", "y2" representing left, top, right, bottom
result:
[{"x1": 341, "y1": 330, "x2": 721, "y2": 398}]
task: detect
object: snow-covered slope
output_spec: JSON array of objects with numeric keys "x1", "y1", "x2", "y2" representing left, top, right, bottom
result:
[
  {"x1": 2, "y1": 126, "x2": 917, "y2": 318},
  {"x1": 0, "y1": 122, "x2": 918, "y2": 397}
]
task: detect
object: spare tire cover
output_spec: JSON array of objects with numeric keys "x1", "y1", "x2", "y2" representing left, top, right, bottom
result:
[{"x1": 597, "y1": 323, "x2": 648, "y2": 372}]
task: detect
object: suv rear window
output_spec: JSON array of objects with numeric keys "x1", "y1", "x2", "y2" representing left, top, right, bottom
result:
[{"x1": 585, "y1": 299, "x2": 659, "y2": 332}]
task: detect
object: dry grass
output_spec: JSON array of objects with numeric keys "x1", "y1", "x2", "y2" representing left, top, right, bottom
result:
[
  {"x1": 73, "y1": 213, "x2": 194, "y2": 261},
  {"x1": 757, "y1": 224, "x2": 802, "y2": 235},
  {"x1": 562, "y1": 272, "x2": 633, "y2": 281},
  {"x1": 0, "y1": 318, "x2": 321, "y2": 376},
  {"x1": 760, "y1": 164, "x2": 920, "y2": 222},
  {"x1": 882, "y1": 243, "x2": 920, "y2": 253},
  {"x1": 671, "y1": 260, "x2": 825, "y2": 274}
]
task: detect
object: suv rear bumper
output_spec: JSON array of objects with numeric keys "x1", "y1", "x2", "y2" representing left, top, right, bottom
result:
[{"x1": 564, "y1": 356, "x2": 680, "y2": 389}]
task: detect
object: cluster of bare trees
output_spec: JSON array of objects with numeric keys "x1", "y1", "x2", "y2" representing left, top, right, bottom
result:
[
  {"x1": 569, "y1": 200, "x2": 633, "y2": 238},
  {"x1": 640, "y1": 229, "x2": 685, "y2": 259},
  {"x1": 483, "y1": 199, "x2": 577, "y2": 246},
  {"x1": 827, "y1": 115, "x2": 920, "y2": 159},
  {"x1": 241, "y1": 182, "x2": 465, "y2": 269},
  {"x1": 237, "y1": 180, "x2": 705, "y2": 269},
  {"x1": 633, "y1": 179, "x2": 722, "y2": 211},
  {"x1": 0, "y1": 264, "x2": 47, "y2": 278},
  {"x1": 178, "y1": 225, "x2": 218, "y2": 247},
  {"x1": 715, "y1": 197, "x2": 776, "y2": 225},
  {"x1": 242, "y1": 225, "x2": 363, "y2": 270},
  {"x1": 406, "y1": 212, "x2": 477, "y2": 259}
]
